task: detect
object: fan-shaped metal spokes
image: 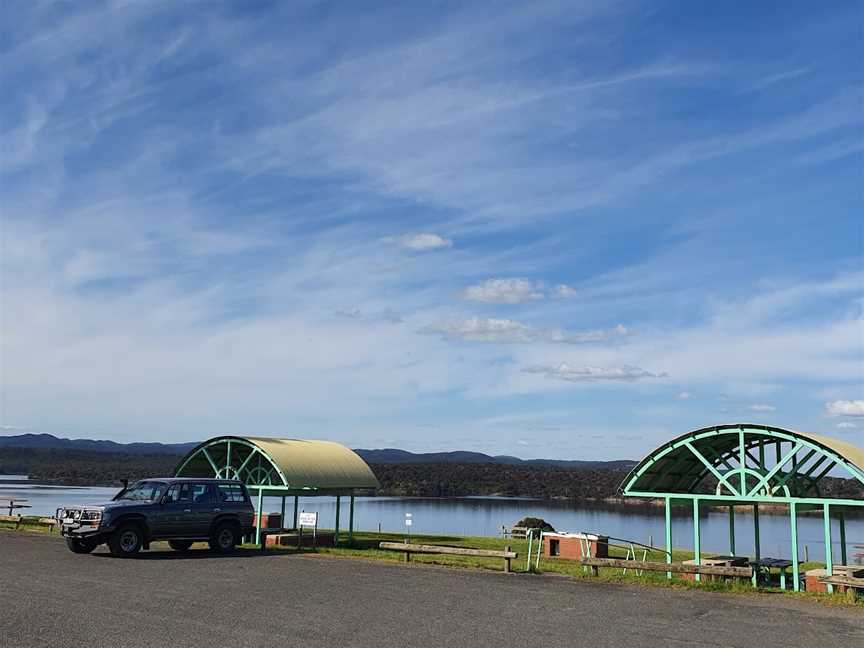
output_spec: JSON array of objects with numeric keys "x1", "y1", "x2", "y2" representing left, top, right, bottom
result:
[{"x1": 174, "y1": 438, "x2": 286, "y2": 487}]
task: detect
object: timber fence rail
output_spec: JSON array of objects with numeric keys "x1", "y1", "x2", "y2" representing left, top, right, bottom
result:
[
  {"x1": 379, "y1": 541, "x2": 518, "y2": 572},
  {"x1": 580, "y1": 557, "x2": 753, "y2": 579},
  {"x1": 0, "y1": 515, "x2": 57, "y2": 531}
]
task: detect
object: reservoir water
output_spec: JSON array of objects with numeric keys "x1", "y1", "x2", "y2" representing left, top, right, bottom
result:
[{"x1": 2, "y1": 477, "x2": 860, "y2": 562}]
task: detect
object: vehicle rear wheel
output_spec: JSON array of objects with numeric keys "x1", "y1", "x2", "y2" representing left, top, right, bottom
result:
[
  {"x1": 209, "y1": 521, "x2": 238, "y2": 553},
  {"x1": 65, "y1": 537, "x2": 97, "y2": 554},
  {"x1": 108, "y1": 523, "x2": 143, "y2": 557},
  {"x1": 168, "y1": 540, "x2": 194, "y2": 552}
]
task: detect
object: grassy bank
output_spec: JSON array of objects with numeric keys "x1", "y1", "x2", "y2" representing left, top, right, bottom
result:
[
  {"x1": 4, "y1": 518, "x2": 859, "y2": 607},
  {"x1": 251, "y1": 529, "x2": 862, "y2": 607}
]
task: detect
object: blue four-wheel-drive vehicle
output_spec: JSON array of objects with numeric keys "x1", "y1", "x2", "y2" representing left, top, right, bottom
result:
[{"x1": 56, "y1": 478, "x2": 255, "y2": 557}]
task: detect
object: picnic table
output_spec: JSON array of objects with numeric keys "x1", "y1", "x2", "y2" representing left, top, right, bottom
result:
[
  {"x1": 0, "y1": 498, "x2": 31, "y2": 516},
  {"x1": 751, "y1": 557, "x2": 793, "y2": 589}
]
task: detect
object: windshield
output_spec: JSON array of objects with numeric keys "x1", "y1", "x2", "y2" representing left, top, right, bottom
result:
[{"x1": 114, "y1": 481, "x2": 167, "y2": 501}]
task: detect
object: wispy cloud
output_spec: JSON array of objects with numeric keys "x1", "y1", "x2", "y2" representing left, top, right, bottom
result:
[
  {"x1": 420, "y1": 318, "x2": 626, "y2": 344},
  {"x1": 523, "y1": 364, "x2": 668, "y2": 383},
  {"x1": 747, "y1": 403, "x2": 776, "y2": 412},
  {"x1": 462, "y1": 278, "x2": 578, "y2": 303},
  {"x1": 462, "y1": 279, "x2": 544, "y2": 303},
  {"x1": 384, "y1": 233, "x2": 453, "y2": 251}
]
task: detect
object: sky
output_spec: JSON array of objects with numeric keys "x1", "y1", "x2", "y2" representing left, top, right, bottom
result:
[{"x1": 1, "y1": 1, "x2": 862, "y2": 460}]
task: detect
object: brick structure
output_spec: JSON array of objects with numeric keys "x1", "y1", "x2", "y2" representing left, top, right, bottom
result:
[
  {"x1": 542, "y1": 533, "x2": 608, "y2": 560},
  {"x1": 265, "y1": 531, "x2": 335, "y2": 547}
]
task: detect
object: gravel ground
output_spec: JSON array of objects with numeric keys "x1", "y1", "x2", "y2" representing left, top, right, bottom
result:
[{"x1": 1, "y1": 532, "x2": 861, "y2": 648}]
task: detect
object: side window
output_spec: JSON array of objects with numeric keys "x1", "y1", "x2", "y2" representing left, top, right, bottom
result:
[
  {"x1": 217, "y1": 484, "x2": 245, "y2": 503},
  {"x1": 164, "y1": 485, "x2": 181, "y2": 504},
  {"x1": 191, "y1": 483, "x2": 212, "y2": 504},
  {"x1": 164, "y1": 484, "x2": 192, "y2": 503}
]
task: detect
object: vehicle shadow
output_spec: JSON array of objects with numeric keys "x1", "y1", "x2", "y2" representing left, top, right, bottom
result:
[{"x1": 90, "y1": 547, "x2": 302, "y2": 560}]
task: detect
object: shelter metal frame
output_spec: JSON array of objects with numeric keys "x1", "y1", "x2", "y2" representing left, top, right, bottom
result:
[
  {"x1": 174, "y1": 436, "x2": 379, "y2": 546},
  {"x1": 620, "y1": 424, "x2": 864, "y2": 592}
]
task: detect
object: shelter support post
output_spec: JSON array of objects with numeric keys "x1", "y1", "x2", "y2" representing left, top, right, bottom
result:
[
  {"x1": 293, "y1": 495, "x2": 299, "y2": 530},
  {"x1": 839, "y1": 511, "x2": 847, "y2": 566},
  {"x1": 335, "y1": 495, "x2": 341, "y2": 544},
  {"x1": 823, "y1": 503, "x2": 833, "y2": 594},
  {"x1": 753, "y1": 505, "x2": 760, "y2": 561},
  {"x1": 752, "y1": 504, "x2": 760, "y2": 588},
  {"x1": 280, "y1": 496, "x2": 286, "y2": 529},
  {"x1": 255, "y1": 488, "x2": 264, "y2": 546},
  {"x1": 790, "y1": 502, "x2": 800, "y2": 591},
  {"x1": 728, "y1": 505, "x2": 735, "y2": 556},
  {"x1": 349, "y1": 492, "x2": 355, "y2": 545},
  {"x1": 693, "y1": 498, "x2": 701, "y2": 582},
  {"x1": 664, "y1": 496, "x2": 672, "y2": 580}
]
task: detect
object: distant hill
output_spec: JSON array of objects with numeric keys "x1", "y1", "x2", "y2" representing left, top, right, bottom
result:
[
  {"x1": 0, "y1": 433, "x2": 198, "y2": 456},
  {"x1": 0, "y1": 433, "x2": 636, "y2": 468},
  {"x1": 354, "y1": 448, "x2": 636, "y2": 470}
]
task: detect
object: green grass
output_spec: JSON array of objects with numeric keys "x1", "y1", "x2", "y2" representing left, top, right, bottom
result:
[{"x1": 251, "y1": 529, "x2": 863, "y2": 607}]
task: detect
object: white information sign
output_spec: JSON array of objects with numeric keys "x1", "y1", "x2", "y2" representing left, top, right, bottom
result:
[
  {"x1": 405, "y1": 512, "x2": 413, "y2": 527},
  {"x1": 298, "y1": 511, "x2": 318, "y2": 527}
]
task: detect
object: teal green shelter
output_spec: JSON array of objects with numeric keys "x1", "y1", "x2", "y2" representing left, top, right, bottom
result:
[{"x1": 620, "y1": 423, "x2": 864, "y2": 591}]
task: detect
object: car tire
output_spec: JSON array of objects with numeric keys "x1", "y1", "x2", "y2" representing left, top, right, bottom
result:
[
  {"x1": 108, "y1": 522, "x2": 143, "y2": 557},
  {"x1": 65, "y1": 537, "x2": 97, "y2": 554},
  {"x1": 209, "y1": 521, "x2": 238, "y2": 553},
  {"x1": 168, "y1": 540, "x2": 194, "y2": 552}
]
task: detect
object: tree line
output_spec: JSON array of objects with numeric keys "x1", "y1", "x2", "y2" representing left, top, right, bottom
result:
[{"x1": 2, "y1": 447, "x2": 861, "y2": 501}]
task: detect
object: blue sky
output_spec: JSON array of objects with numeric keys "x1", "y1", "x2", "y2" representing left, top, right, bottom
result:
[{"x1": 1, "y1": 1, "x2": 862, "y2": 459}]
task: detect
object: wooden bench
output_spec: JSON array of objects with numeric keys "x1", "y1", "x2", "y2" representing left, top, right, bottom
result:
[
  {"x1": 581, "y1": 557, "x2": 752, "y2": 579},
  {"x1": 819, "y1": 575, "x2": 864, "y2": 601},
  {"x1": 379, "y1": 542, "x2": 518, "y2": 573}
]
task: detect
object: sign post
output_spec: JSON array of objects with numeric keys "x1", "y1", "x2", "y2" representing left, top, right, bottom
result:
[
  {"x1": 404, "y1": 512, "x2": 412, "y2": 542},
  {"x1": 298, "y1": 511, "x2": 318, "y2": 550}
]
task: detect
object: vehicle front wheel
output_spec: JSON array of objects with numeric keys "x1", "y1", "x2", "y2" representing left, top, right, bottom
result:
[
  {"x1": 65, "y1": 537, "x2": 97, "y2": 554},
  {"x1": 108, "y1": 523, "x2": 143, "y2": 557},
  {"x1": 209, "y1": 521, "x2": 238, "y2": 553},
  {"x1": 168, "y1": 540, "x2": 194, "y2": 552}
]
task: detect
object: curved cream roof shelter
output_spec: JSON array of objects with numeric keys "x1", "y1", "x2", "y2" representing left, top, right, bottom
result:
[
  {"x1": 174, "y1": 436, "x2": 380, "y2": 546},
  {"x1": 174, "y1": 435, "x2": 380, "y2": 490}
]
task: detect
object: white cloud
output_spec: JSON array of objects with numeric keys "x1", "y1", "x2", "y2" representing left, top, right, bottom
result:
[
  {"x1": 523, "y1": 364, "x2": 668, "y2": 383},
  {"x1": 747, "y1": 403, "x2": 776, "y2": 412},
  {"x1": 462, "y1": 278, "x2": 543, "y2": 304},
  {"x1": 420, "y1": 317, "x2": 626, "y2": 344},
  {"x1": 676, "y1": 391, "x2": 692, "y2": 400},
  {"x1": 836, "y1": 422, "x2": 857, "y2": 429},
  {"x1": 462, "y1": 279, "x2": 580, "y2": 303},
  {"x1": 825, "y1": 400, "x2": 864, "y2": 417},
  {"x1": 553, "y1": 284, "x2": 578, "y2": 299},
  {"x1": 386, "y1": 233, "x2": 453, "y2": 251}
]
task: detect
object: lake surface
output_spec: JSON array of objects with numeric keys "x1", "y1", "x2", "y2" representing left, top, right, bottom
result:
[{"x1": 2, "y1": 478, "x2": 860, "y2": 562}]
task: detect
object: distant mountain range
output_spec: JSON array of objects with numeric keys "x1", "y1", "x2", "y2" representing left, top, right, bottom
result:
[{"x1": 0, "y1": 433, "x2": 636, "y2": 469}]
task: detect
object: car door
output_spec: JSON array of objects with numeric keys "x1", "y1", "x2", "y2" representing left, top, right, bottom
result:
[
  {"x1": 188, "y1": 483, "x2": 215, "y2": 536},
  {"x1": 155, "y1": 483, "x2": 195, "y2": 537}
]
